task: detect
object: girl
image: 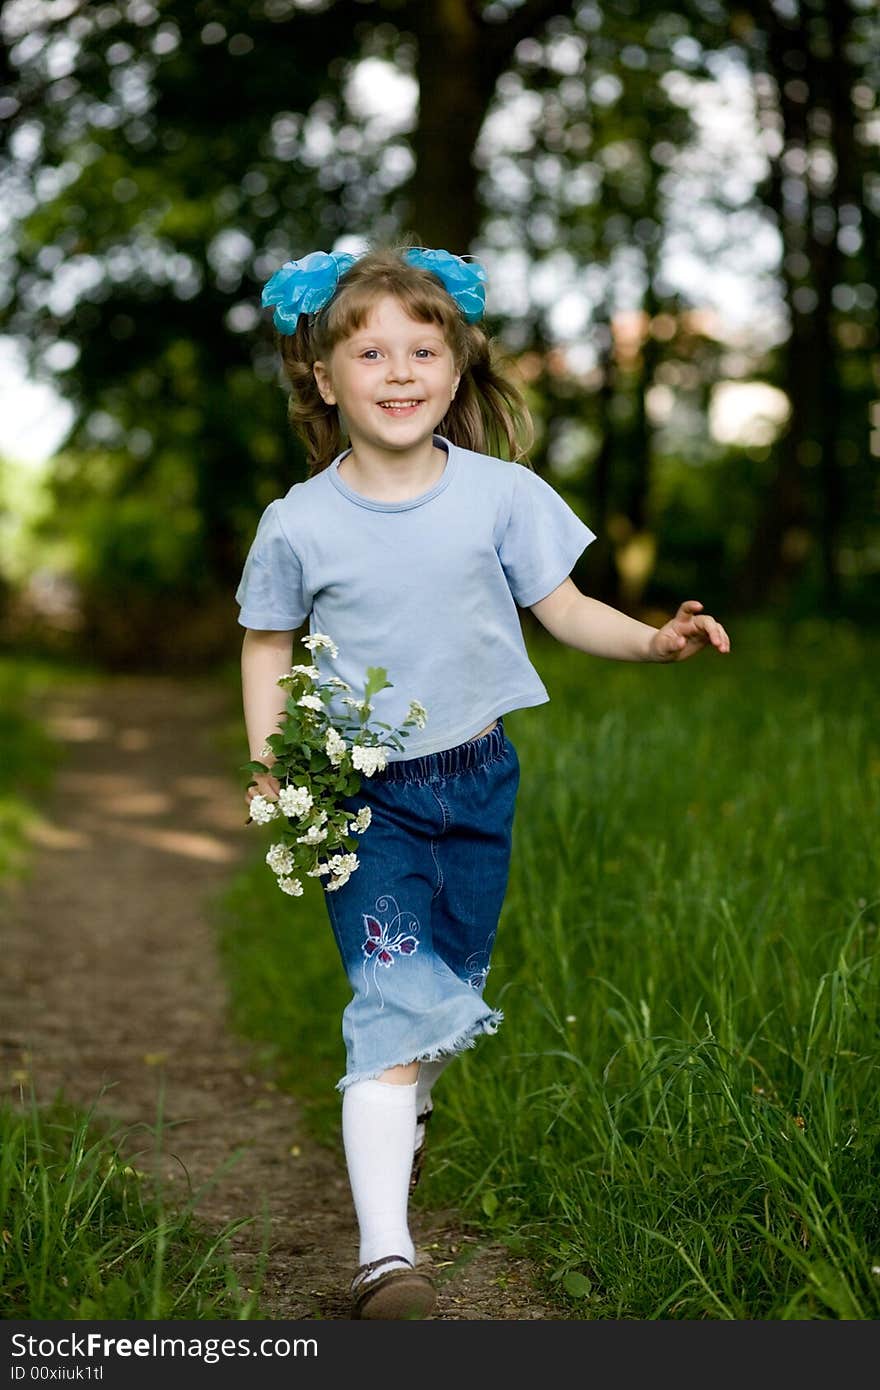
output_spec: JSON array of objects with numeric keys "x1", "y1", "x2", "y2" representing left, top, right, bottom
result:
[{"x1": 236, "y1": 245, "x2": 730, "y2": 1320}]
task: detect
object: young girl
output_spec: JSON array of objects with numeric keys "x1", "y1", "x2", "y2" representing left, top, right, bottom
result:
[{"x1": 235, "y1": 244, "x2": 730, "y2": 1320}]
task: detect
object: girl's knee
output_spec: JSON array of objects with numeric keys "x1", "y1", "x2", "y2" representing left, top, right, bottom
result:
[{"x1": 378, "y1": 1061, "x2": 420, "y2": 1084}]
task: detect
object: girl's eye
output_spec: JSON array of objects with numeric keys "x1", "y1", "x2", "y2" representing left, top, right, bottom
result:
[
  {"x1": 361, "y1": 349, "x2": 381, "y2": 360},
  {"x1": 414, "y1": 348, "x2": 435, "y2": 358}
]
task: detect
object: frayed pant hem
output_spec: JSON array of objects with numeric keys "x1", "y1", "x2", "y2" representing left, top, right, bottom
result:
[{"x1": 335, "y1": 1008, "x2": 504, "y2": 1093}]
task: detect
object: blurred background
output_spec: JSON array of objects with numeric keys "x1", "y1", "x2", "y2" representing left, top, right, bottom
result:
[{"x1": 0, "y1": 0, "x2": 878, "y2": 671}]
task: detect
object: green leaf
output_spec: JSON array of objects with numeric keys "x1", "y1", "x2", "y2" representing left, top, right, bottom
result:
[
  {"x1": 241, "y1": 760, "x2": 269, "y2": 774},
  {"x1": 481, "y1": 1191, "x2": 498, "y2": 1218},
  {"x1": 806, "y1": 1260, "x2": 860, "y2": 1319},
  {"x1": 363, "y1": 666, "x2": 393, "y2": 701},
  {"x1": 562, "y1": 1272, "x2": 593, "y2": 1298}
]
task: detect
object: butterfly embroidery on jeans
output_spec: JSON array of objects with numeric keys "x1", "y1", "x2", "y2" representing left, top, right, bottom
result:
[
  {"x1": 362, "y1": 915, "x2": 419, "y2": 967},
  {"x1": 360, "y1": 896, "x2": 420, "y2": 1008}
]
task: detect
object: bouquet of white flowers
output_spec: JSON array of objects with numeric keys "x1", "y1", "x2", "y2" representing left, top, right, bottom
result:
[{"x1": 242, "y1": 632, "x2": 427, "y2": 897}]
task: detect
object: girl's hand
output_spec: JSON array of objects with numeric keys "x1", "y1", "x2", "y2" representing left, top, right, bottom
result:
[
  {"x1": 246, "y1": 770, "x2": 281, "y2": 807},
  {"x1": 649, "y1": 600, "x2": 730, "y2": 662}
]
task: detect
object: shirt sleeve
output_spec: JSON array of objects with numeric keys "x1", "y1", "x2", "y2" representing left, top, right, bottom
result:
[
  {"x1": 235, "y1": 500, "x2": 311, "y2": 630},
  {"x1": 498, "y1": 464, "x2": 597, "y2": 607}
]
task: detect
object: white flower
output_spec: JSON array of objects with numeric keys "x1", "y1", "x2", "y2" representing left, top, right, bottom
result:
[
  {"x1": 348, "y1": 806, "x2": 372, "y2": 834},
  {"x1": 249, "y1": 794, "x2": 280, "y2": 824},
  {"x1": 342, "y1": 696, "x2": 372, "y2": 716},
  {"x1": 289, "y1": 663, "x2": 321, "y2": 679},
  {"x1": 298, "y1": 694, "x2": 324, "y2": 713},
  {"x1": 296, "y1": 824, "x2": 328, "y2": 845},
  {"x1": 326, "y1": 676, "x2": 352, "y2": 691},
  {"x1": 406, "y1": 699, "x2": 428, "y2": 729},
  {"x1": 278, "y1": 784, "x2": 313, "y2": 818},
  {"x1": 307, "y1": 852, "x2": 357, "y2": 888},
  {"x1": 266, "y1": 843, "x2": 295, "y2": 875},
  {"x1": 277, "y1": 876, "x2": 304, "y2": 896},
  {"x1": 329, "y1": 852, "x2": 359, "y2": 874},
  {"x1": 325, "y1": 870, "x2": 352, "y2": 892},
  {"x1": 302, "y1": 632, "x2": 339, "y2": 658},
  {"x1": 259, "y1": 741, "x2": 275, "y2": 758},
  {"x1": 351, "y1": 744, "x2": 387, "y2": 777},
  {"x1": 325, "y1": 727, "x2": 347, "y2": 766}
]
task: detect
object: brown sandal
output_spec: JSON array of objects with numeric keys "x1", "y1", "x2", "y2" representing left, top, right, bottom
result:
[
  {"x1": 350, "y1": 1255, "x2": 437, "y2": 1320},
  {"x1": 409, "y1": 1107, "x2": 434, "y2": 1195}
]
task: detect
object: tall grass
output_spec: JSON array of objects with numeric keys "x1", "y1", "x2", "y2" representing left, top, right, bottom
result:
[
  {"x1": 0, "y1": 1086, "x2": 264, "y2": 1319},
  {"x1": 215, "y1": 616, "x2": 880, "y2": 1318}
]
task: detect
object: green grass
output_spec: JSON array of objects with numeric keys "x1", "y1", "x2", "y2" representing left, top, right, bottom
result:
[
  {"x1": 0, "y1": 655, "x2": 80, "y2": 879},
  {"x1": 0, "y1": 1085, "x2": 265, "y2": 1319},
  {"x1": 215, "y1": 614, "x2": 880, "y2": 1318}
]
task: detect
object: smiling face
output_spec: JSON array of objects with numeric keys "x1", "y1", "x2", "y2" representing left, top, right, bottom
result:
[{"x1": 312, "y1": 295, "x2": 461, "y2": 462}]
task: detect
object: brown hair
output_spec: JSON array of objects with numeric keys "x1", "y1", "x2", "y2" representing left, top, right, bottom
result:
[{"x1": 272, "y1": 245, "x2": 534, "y2": 473}]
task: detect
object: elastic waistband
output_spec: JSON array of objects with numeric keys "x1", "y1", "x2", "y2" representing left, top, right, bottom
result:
[{"x1": 379, "y1": 719, "x2": 506, "y2": 784}]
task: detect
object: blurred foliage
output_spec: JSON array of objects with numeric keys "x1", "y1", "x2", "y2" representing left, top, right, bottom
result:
[
  {"x1": 0, "y1": 656, "x2": 72, "y2": 880},
  {"x1": 0, "y1": 1, "x2": 877, "y2": 668}
]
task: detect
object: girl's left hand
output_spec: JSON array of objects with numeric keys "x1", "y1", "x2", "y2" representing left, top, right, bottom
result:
[{"x1": 650, "y1": 600, "x2": 730, "y2": 662}]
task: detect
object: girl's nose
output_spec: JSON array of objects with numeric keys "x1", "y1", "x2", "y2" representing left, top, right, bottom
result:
[{"x1": 386, "y1": 356, "x2": 414, "y2": 382}]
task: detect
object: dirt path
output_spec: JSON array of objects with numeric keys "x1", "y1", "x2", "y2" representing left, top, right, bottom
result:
[{"x1": 1, "y1": 673, "x2": 559, "y2": 1321}]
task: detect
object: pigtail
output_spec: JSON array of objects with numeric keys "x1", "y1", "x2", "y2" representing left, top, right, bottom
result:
[
  {"x1": 277, "y1": 322, "x2": 345, "y2": 474},
  {"x1": 441, "y1": 325, "x2": 535, "y2": 465}
]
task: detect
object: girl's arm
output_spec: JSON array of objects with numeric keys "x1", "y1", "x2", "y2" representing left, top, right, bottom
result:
[
  {"x1": 531, "y1": 580, "x2": 729, "y2": 661},
  {"x1": 241, "y1": 628, "x2": 295, "y2": 802}
]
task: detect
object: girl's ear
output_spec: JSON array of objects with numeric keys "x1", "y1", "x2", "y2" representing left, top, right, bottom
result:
[
  {"x1": 313, "y1": 360, "x2": 336, "y2": 406},
  {"x1": 451, "y1": 369, "x2": 461, "y2": 400}
]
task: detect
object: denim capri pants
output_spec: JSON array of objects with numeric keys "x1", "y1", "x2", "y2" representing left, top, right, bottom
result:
[{"x1": 322, "y1": 718, "x2": 520, "y2": 1090}]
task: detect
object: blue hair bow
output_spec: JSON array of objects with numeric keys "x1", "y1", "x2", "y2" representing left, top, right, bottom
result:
[
  {"x1": 404, "y1": 248, "x2": 487, "y2": 323},
  {"x1": 260, "y1": 246, "x2": 487, "y2": 333},
  {"x1": 261, "y1": 251, "x2": 358, "y2": 333}
]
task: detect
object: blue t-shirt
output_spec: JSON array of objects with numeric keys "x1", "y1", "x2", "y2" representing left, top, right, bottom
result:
[{"x1": 235, "y1": 435, "x2": 596, "y2": 760}]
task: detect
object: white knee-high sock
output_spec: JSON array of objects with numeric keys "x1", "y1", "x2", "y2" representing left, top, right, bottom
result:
[
  {"x1": 342, "y1": 1078, "x2": 417, "y2": 1269},
  {"x1": 415, "y1": 1056, "x2": 454, "y2": 1119}
]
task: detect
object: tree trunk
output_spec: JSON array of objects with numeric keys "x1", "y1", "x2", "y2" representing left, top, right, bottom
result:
[
  {"x1": 587, "y1": 316, "x2": 623, "y2": 606},
  {"x1": 813, "y1": 0, "x2": 859, "y2": 612},
  {"x1": 406, "y1": 3, "x2": 488, "y2": 251},
  {"x1": 737, "y1": 9, "x2": 813, "y2": 608},
  {"x1": 403, "y1": 0, "x2": 574, "y2": 251}
]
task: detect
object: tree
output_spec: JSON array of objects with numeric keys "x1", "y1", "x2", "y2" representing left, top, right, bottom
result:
[
  {"x1": 727, "y1": 0, "x2": 879, "y2": 611},
  {"x1": 402, "y1": 0, "x2": 574, "y2": 248}
]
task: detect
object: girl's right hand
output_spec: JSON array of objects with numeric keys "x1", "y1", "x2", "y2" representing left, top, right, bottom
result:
[{"x1": 246, "y1": 770, "x2": 281, "y2": 809}]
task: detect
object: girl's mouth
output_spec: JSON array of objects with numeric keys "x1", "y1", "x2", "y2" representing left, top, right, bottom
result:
[{"x1": 377, "y1": 400, "x2": 423, "y2": 415}]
